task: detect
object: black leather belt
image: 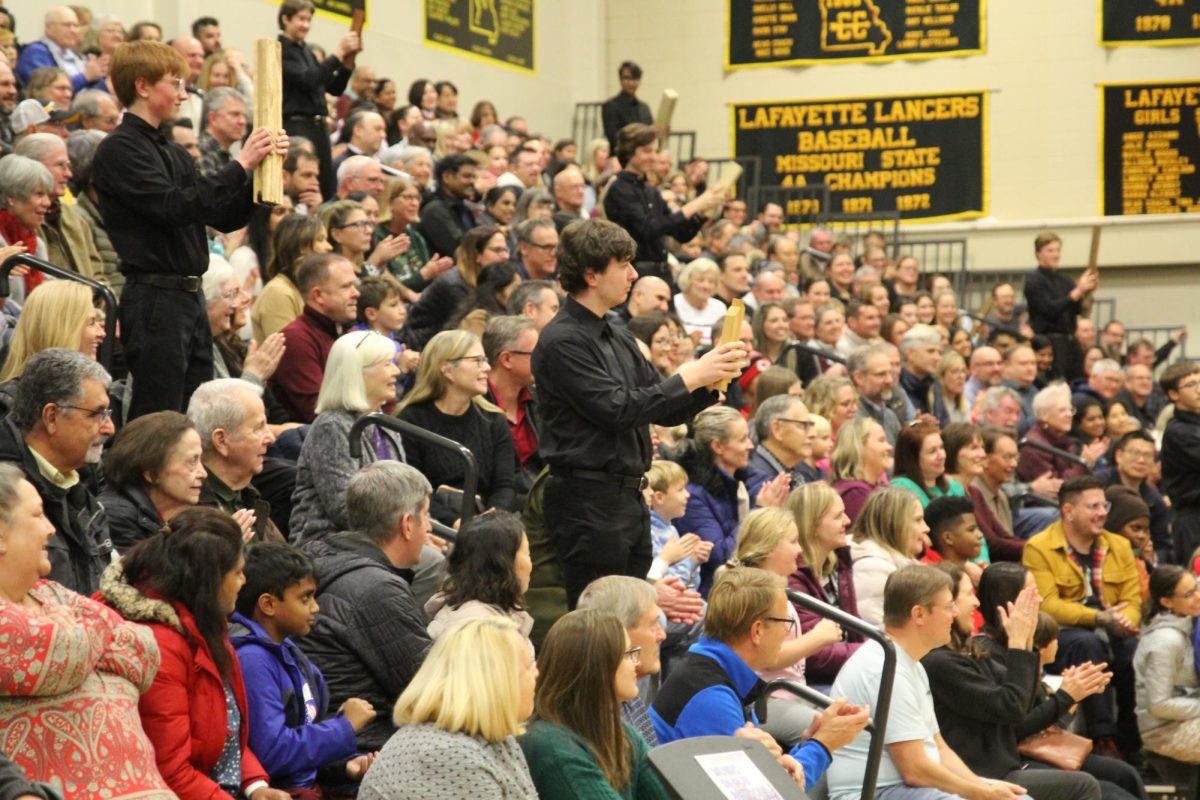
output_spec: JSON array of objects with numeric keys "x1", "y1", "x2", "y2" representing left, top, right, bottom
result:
[
  {"x1": 555, "y1": 468, "x2": 648, "y2": 491},
  {"x1": 284, "y1": 114, "x2": 326, "y2": 124},
  {"x1": 126, "y1": 273, "x2": 202, "y2": 292}
]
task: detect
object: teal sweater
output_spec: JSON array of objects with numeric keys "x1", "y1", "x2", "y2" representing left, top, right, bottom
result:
[
  {"x1": 889, "y1": 476, "x2": 991, "y2": 563},
  {"x1": 519, "y1": 719, "x2": 668, "y2": 800}
]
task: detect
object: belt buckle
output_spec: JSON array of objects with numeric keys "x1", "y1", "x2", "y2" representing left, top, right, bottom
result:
[{"x1": 637, "y1": 476, "x2": 649, "y2": 492}]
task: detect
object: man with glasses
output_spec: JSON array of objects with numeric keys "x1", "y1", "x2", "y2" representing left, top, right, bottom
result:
[
  {"x1": 483, "y1": 315, "x2": 542, "y2": 493},
  {"x1": 828, "y1": 565, "x2": 1032, "y2": 800},
  {"x1": 515, "y1": 218, "x2": 558, "y2": 281},
  {"x1": 16, "y1": 7, "x2": 108, "y2": 93},
  {"x1": 0, "y1": 349, "x2": 114, "y2": 595},
  {"x1": 415, "y1": 154, "x2": 477, "y2": 260},
  {"x1": 15, "y1": 133, "x2": 103, "y2": 282},
  {"x1": 1023, "y1": 475, "x2": 1142, "y2": 759},
  {"x1": 1105, "y1": 429, "x2": 1171, "y2": 565},
  {"x1": 746, "y1": 394, "x2": 814, "y2": 500},
  {"x1": 652, "y1": 567, "x2": 868, "y2": 791},
  {"x1": 1161, "y1": 361, "x2": 1200, "y2": 562},
  {"x1": 73, "y1": 88, "x2": 122, "y2": 134},
  {"x1": 94, "y1": 41, "x2": 287, "y2": 421},
  {"x1": 198, "y1": 87, "x2": 248, "y2": 178}
]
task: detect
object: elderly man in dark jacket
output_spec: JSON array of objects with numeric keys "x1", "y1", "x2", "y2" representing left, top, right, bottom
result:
[
  {"x1": 298, "y1": 461, "x2": 434, "y2": 752},
  {"x1": 0, "y1": 349, "x2": 113, "y2": 595}
]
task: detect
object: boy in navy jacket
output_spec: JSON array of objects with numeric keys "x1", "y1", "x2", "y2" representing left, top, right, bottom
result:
[{"x1": 232, "y1": 543, "x2": 377, "y2": 792}]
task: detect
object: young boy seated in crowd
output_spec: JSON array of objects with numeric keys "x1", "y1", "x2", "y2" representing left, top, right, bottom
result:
[
  {"x1": 351, "y1": 275, "x2": 421, "y2": 397},
  {"x1": 646, "y1": 459, "x2": 712, "y2": 675},
  {"x1": 921, "y1": 496, "x2": 984, "y2": 574},
  {"x1": 232, "y1": 543, "x2": 377, "y2": 793}
]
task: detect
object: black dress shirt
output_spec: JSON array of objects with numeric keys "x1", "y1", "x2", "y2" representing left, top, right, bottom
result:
[
  {"x1": 604, "y1": 171, "x2": 705, "y2": 265},
  {"x1": 532, "y1": 296, "x2": 716, "y2": 476},
  {"x1": 601, "y1": 91, "x2": 653, "y2": 148},
  {"x1": 1024, "y1": 266, "x2": 1082, "y2": 336},
  {"x1": 93, "y1": 114, "x2": 253, "y2": 277},
  {"x1": 280, "y1": 34, "x2": 351, "y2": 117}
]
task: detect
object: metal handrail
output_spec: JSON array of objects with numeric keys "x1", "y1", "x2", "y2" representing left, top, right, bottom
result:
[
  {"x1": 782, "y1": 589, "x2": 896, "y2": 800},
  {"x1": 787, "y1": 341, "x2": 847, "y2": 366},
  {"x1": 0, "y1": 253, "x2": 118, "y2": 371},
  {"x1": 1018, "y1": 436, "x2": 1089, "y2": 470},
  {"x1": 347, "y1": 412, "x2": 478, "y2": 541}
]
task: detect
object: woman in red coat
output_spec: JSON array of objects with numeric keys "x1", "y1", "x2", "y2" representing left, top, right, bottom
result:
[{"x1": 100, "y1": 506, "x2": 290, "y2": 800}]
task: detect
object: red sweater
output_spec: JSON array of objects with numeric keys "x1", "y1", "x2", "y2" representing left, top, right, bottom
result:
[{"x1": 270, "y1": 305, "x2": 341, "y2": 424}]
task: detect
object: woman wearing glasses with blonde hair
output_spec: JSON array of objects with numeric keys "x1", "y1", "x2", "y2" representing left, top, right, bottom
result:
[{"x1": 398, "y1": 330, "x2": 516, "y2": 526}]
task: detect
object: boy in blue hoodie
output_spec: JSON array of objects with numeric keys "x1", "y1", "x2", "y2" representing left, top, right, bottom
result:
[{"x1": 232, "y1": 542, "x2": 377, "y2": 793}]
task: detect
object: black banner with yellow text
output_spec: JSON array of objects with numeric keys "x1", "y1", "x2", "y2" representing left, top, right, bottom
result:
[
  {"x1": 732, "y1": 91, "x2": 987, "y2": 222},
  {"x1": 1100, "y1": 0, "x2": 1200, "y2": 47},
  {"x1": 1101, "y1": 80, "x2": 1200, "y2": 216},
  {"x1": 424, "y1": 0, "x2": 534, "y2": 74},
  {"x1": 726, "y1": 0, "x2": 984, "y2": 70}
]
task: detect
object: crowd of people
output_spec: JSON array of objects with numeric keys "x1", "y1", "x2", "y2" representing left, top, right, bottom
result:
[{"x1": 1, "y1": 3, "x2": 1200, "y2": 800}]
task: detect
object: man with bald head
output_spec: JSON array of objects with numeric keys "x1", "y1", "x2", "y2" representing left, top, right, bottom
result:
[
  {"x1": 742, "y1": 268, "x2": 786, "y2": 314},
  {"x1": 552, "y1": 164, "x2": 587, "y2": 230},
  {"x1": 17, "y1": 7, "x2": 109, "y2": 93},
  {"x1": 964, "y1": 346, "x2": 1003, "y2": 410},
  {"x1": 333, "y1": 155, "x2": 385, "y2": 201},
  {"x1": 171, "y1": 36, "x2": 207, "y2": 129},
  {"x1": 612, "y1": 275, "x2": 671, "y2": 327}
]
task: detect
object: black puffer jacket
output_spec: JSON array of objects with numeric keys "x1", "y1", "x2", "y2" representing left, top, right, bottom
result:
[
  {"x1": 97, "y1": 483, "x2": 166, "y2": 553},
  {"x1": 297, "y1": 530, "x2": 433, "y2": 751},
  {"x1": 0, "y1": 417, "x2": 112, "y2": 595}
]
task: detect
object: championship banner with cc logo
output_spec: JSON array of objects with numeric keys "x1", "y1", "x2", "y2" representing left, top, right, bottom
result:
[{"x1": 725, "y1": 0, "x2": 985, "y2": 70}]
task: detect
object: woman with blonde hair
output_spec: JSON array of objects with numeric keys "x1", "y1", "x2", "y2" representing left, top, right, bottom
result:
[
  {"x1": 787, "y1": 482, "x2": 864, "y2": 684},
  {"x1": 805, "y1": 375, "x2": 858, "y2": 439},
  {"x1": 829, "y1": 417, "x2": 893, "y2": 523},
  {"x1": 0, "y1": 281, "x2": 105, "y2": 381},
  {"x1": 403, "y1": 224, "x2": 509, "y2": 350},
  {"x1": 359, "y1": 617, "x2": 539, "y2": 799},
  {"x1": 398, "y1": 330, "x2": 515, "y2": 525},
  {"x1": 520, "y1": 609, "x2": 667, "y2": 800},
  {"x1": 375, "y1": 175, "x2": 451, "y2": 295},
  {"x1": 849, "y1": 487, "x2": 929, "y2": 626},
  {"x1": 289, "y1": 331, "x2": 404, "y2": 542},
  {"x1": 726, "y1": 507, "x2": 842, "y2": 744},
  {"x1": 937, "y1": 350, "x2": 970, "y2": 424},
  {"x1": 672, "y1": 258, "x2": 726, "y2": 346}
]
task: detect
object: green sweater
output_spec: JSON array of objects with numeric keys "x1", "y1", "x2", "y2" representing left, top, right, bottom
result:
[{"x1": 519, "y1": 719, "x2": 668, "y2": 800}]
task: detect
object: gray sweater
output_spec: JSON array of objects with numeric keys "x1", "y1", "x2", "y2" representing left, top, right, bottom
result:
[
  {"x1": 289, "y1": 409, "x2": 405, "y2": 542},
  {"x1": 358, "y1": 722, "x2": 536, "y2": 800},
  {"x1": 1134, "y1": 611, "x2": 1200, "y2": 735}
]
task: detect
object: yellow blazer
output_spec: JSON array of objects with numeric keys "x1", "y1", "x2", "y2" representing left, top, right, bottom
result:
[{"x1": 1022, "y1": 519, "x2": 1142, "y2": 629}]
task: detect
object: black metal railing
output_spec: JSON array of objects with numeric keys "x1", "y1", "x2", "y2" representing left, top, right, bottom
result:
[
  {"x1": 347, "y1": 412, "x2": 478, "y2": 541},
  {"x1": 0, "y1": 253, "x2": 118, "y2": 371},
  {"x1": 895, "y1": 238, "x2": 968, "y2": 287},
  {"x1": 764, "y1": 589, "x2": 896, "y2": 800},
  {"x1": 814, "y1": 211, "x2": 902, "y2": 259}
]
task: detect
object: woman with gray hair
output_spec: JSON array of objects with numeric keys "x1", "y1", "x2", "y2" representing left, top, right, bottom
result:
[
  {"x1": 0, "y1": 155, "x2": 53, "y2": 297},
  {"x1": 672, "y1": 258, "x2": 725, "y2": 347},
  {"x1": 1018, "y1": 381, "x2": 1094, "y2": 483},
  {"x1": 290, "y1": 330, "x2": 404, "y2": 542}
]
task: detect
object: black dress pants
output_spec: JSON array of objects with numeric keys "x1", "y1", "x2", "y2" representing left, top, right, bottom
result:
[
  {"x1": 119, "y1": 282, "x2": 212, "y2": 421},
  {"x1": 543, "y1": 474, "x2": 652, "y2": 609},
  {"x1": 284, "y1": 116, "x2": 335, "y2": 201}
]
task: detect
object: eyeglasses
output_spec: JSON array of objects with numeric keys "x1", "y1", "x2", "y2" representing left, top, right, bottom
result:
[
  {"x1": 336, "y1": 220, "x2": 373, "y2": 230},
  {"x1": 760, "y1": 616, "x2": 796, "y2": 633},
  {"x1": 164, "y1": 77, "x2": 187, "y2": 93},
  {"x1": 60, "y1": 405, "x2": 114, "y2": 425},
  {"x1": 525, "y1": 242, "x2": 558, "y2": 252},
  {"x1": 1078, "y1": 501, "x2": 1112, "y2": 513},
  {"x1": 505, "y1": 350, "x2": 533, "y2": 357},
  {"x1": 778, "y1": 418, "x2": 814, "y2": 430},
  {"x1": 1121, "y1": 449, "x2": 1155, "y2": 462},
  {"x1": 450, "y1": 355, "x2": 488, "y2": 367},
  {"x1": 651, "y1": 337, "x2": 673, "y2": 348},
  {"x1": 217, "y1": 288, "x2": 239, "y2": 302},
  {"x1": 624, "y1": 646, "x2": 642, "y2": 665},
  {"x1": 485, "y1": 245, "x2": 510, "y2": 255}
]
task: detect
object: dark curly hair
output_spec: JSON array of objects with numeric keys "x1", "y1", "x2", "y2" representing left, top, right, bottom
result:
[{"x1": 438, "y1": 509, "x2": 526, "y2": 612}]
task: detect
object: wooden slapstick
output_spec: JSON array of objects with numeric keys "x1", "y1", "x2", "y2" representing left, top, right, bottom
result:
[
  {"x1": 656, "y1": 88, "x2": 677, "y2": 142},
  {"x1": 1080, "y1": 225, "x2": 1101, "y2": 317},
  {"x1": 706, "y1": 161, "x2": 743, "y2": 219},
  {"x1": 713, "y1": 298, "x2": 745, "y2": 392},
  {"x1": 253, "y1": 39, "x2": 283, "y2": 205}
]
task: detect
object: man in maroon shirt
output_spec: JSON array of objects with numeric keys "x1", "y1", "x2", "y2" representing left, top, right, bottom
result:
[
  {"x1": 270, "y1": 253, "x2": 360, "y2": 423},
  {"x1": 483, "y1": 314, "x2": 541, "y2": 492}
]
